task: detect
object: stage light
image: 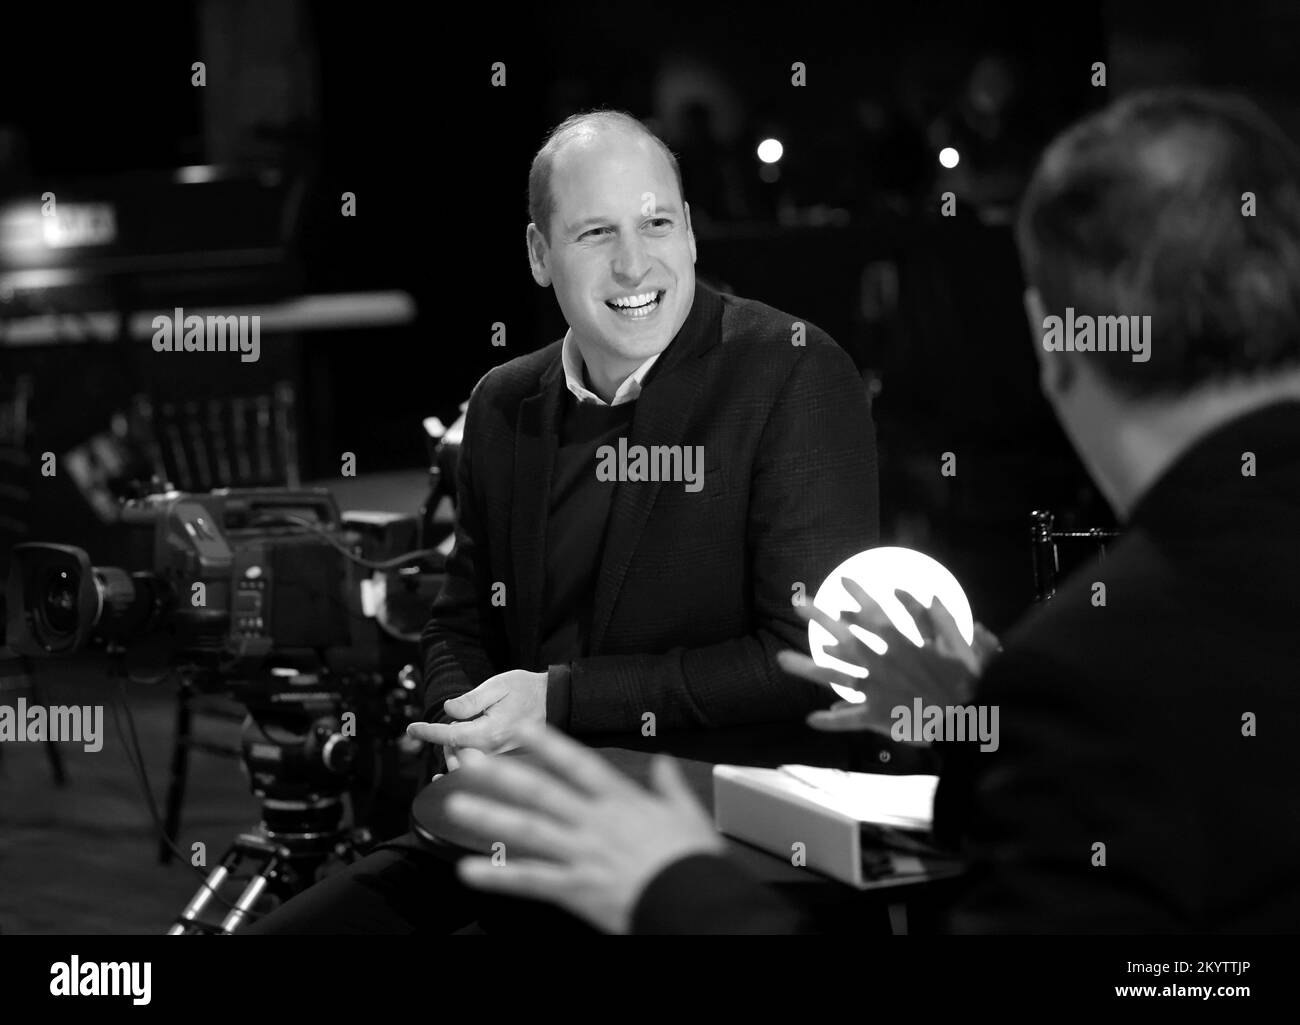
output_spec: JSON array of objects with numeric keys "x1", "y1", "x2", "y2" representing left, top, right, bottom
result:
[
  {"x1": 0, "y1": 203, "x2": 47, "y2": 260},
  {"x1": 757, "y1": 138, "x2": 784, "y2": 164},
  {"x1": 808, "y1": 546, "x2": 973, "y2": 704},
  {"x1": 175, "y1": 165, "x2": 219, "y2": 185},
  {"x1": 939, "y1": 147, "x2": 960, "y2": 169}
]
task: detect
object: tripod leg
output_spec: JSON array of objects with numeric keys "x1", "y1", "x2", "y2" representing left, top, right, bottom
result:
[
  {"x1": 26, "y1": 662, "x2": 67, "y2": 786},
  {"x1": 42, "y1": 733, "x2": 67, "y2": 787},
  {"x1": 159, "y1": 687, "x2": 193, "y2": 864},
  {"x1": 167, "y1": 857, "x2": 237, "y2": 935},
  {"x1": 218, "y1": 857, "x2": 279, "y2": 935}
]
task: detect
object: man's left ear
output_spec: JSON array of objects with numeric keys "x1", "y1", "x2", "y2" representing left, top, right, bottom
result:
[{"x1": 685, "y1": 202, "x2": 697, "y2": 263}]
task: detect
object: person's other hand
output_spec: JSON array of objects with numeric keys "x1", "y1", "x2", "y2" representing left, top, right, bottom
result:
[
  {"x1": 406, "y1": 669, "x2": 548, "y2": 756},
  {"x1": 779, "y1": 579, "x2": 1000, "y2": 737},
  {"x1": 443, "y1": 722, "x2": 725, "y2": 934}
]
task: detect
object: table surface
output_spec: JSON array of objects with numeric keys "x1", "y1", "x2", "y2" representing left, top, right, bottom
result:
[{"x1": 412, "y1": 745, "x2": 962, "y2": 901}]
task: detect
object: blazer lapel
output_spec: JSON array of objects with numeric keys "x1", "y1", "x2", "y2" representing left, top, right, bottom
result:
[
  {"x1": 588, "y1": 286, "x2": 722, "y2": 654},
  {"x1": 511, "y1": 357, "x2": 565, "y2": 668}
]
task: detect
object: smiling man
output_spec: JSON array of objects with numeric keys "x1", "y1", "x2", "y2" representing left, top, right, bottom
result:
[
  {"x1": 247, "y1": 110, "x2": 878, "y2": 933},
  {"x1": 438, "y1": 90, "x2": 1300, "y2": 937},
  {"x1": 538, "y1": 115, "x2": 696, "y2": 400}
]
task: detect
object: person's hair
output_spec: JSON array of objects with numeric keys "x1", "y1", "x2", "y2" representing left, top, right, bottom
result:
[
  {"x1": 1016, "y1": 89, "x2": 1300, "y2": 396},
  {"x1": 528, "y1": 110, "x2": 684, "y2": 242}
]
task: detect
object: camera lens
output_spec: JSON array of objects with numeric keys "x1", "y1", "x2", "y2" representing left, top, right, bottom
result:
[
  {"x1": 41, "y1": 568, "x2": 81, "y2": 636},
  {"x1": 7, "y1": 543, "x2": 103, "y2": 656}
]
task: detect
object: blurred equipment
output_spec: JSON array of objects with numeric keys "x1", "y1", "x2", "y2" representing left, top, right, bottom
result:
[
  {"x1": 7, "y1": 487, "x2": 365, "y2": 666},
  {"x1": 62, "y1": 385, "x2": 301, "y2": 520},
  {"x1": 0, "y1": 167, "x2": 300, "y2": 325},
  {"x1": 5, "y1": 483, "x2": 441, "y2": 933},
  {"x1": 0, "y1": 373, "x2": 65, "y2": 783},
  {"x1": 418, "y1": 403, "x2": 464, "y2": 553},
  {"x1": 1028, "y1": 509, "x2": 1119, "y2": 603},
  {"x1": 0, "y1": 167, "x2": 415, "y2": 352},
  {"x1": 0, "y1": 373, "x2": 34, "y2": 613}
]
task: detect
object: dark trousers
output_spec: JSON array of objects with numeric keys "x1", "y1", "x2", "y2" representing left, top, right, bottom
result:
[{"x1": 243, "y1": 832, "x2": 596, "y2": 935}]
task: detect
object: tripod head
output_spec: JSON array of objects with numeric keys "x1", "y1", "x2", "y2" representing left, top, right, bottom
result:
[{"x1": 166, "y1": 662, "x2": 424, "y2": 935}]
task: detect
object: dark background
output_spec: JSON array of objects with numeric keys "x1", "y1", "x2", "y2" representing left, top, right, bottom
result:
[{"x1": 1, "y1": 0, "x2": 1299, "y2": 933}]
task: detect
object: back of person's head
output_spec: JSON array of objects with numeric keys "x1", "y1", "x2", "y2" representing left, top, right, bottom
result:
[{"x1": 1017, "y1": 89, "x2": 1300, "y2": 399}]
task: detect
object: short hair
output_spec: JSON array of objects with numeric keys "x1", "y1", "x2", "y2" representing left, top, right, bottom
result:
[
  {"x1": 1016, "y1": 89, "x2": 1300, "y2": 397},
  {"x1": 528, "y1": 110, "x2": 684, "y2": 242}
]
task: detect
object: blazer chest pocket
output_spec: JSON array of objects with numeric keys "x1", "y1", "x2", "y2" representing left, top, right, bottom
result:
[{"x1": 654, "y1": 457, "x2": 734, "y2": 503}]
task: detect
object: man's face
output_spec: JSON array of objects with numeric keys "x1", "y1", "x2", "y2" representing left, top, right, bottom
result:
[{"x1": 528, "y1": 130, "x2": 697, "y2": 368}]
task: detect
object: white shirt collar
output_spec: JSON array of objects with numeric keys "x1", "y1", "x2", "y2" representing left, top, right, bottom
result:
[{"x1": 560, "y1": 329, "x2": 660, "y2": 406}]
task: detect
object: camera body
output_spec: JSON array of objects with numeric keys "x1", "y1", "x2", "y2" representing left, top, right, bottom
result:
[
  {"x1": 6, "y1": 486, "x2": 429, "y2": 851},
  {"x1": 7, "y1": 486, "x2": 372, "y2": 680}
]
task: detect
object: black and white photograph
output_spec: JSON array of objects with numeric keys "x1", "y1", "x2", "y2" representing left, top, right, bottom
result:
[{"x1": 0, "y1": 0, "x2": 1294, "y2": 1011}]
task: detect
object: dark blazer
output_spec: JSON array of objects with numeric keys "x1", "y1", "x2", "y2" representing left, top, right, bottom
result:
[
  {"x1": 420, "y1": 283, "x2": 879, "y2": 747},
  {"x1": 633, "y1": 400, "x2": 1300, "y2": 934}
]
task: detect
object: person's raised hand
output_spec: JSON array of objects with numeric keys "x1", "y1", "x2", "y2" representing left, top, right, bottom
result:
[
  {"x1": 443, "y1": 723, "x2": 724, "y2": 934},
  {"x1": 779, "y1": 581, "x2": 999, "y2": 737}
]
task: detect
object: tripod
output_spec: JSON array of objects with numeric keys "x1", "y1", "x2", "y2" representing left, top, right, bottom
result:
[
  {"x1": 168, "y1": 792, "x2": 373, "y2": 935},
  {"x1": 163, "y1": 663, "x2": 424, "y2": 934},
  {"x1": 166, "y1": 678, "x2": 378, "y2": 935}
]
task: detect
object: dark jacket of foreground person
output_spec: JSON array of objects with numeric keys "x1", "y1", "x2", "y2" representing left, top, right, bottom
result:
[{"x1": 633, "y1": 401, "x2": 1300, "y2": 934}]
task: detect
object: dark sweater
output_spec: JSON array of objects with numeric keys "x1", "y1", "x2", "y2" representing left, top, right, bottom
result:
[{"x1": 537, "y1": 392, "x2": 637, "y2": 722}]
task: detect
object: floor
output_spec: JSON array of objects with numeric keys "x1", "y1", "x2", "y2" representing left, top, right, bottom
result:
[{"x1": 0, "y1": 655, "x2": 260, "y2": 934}]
